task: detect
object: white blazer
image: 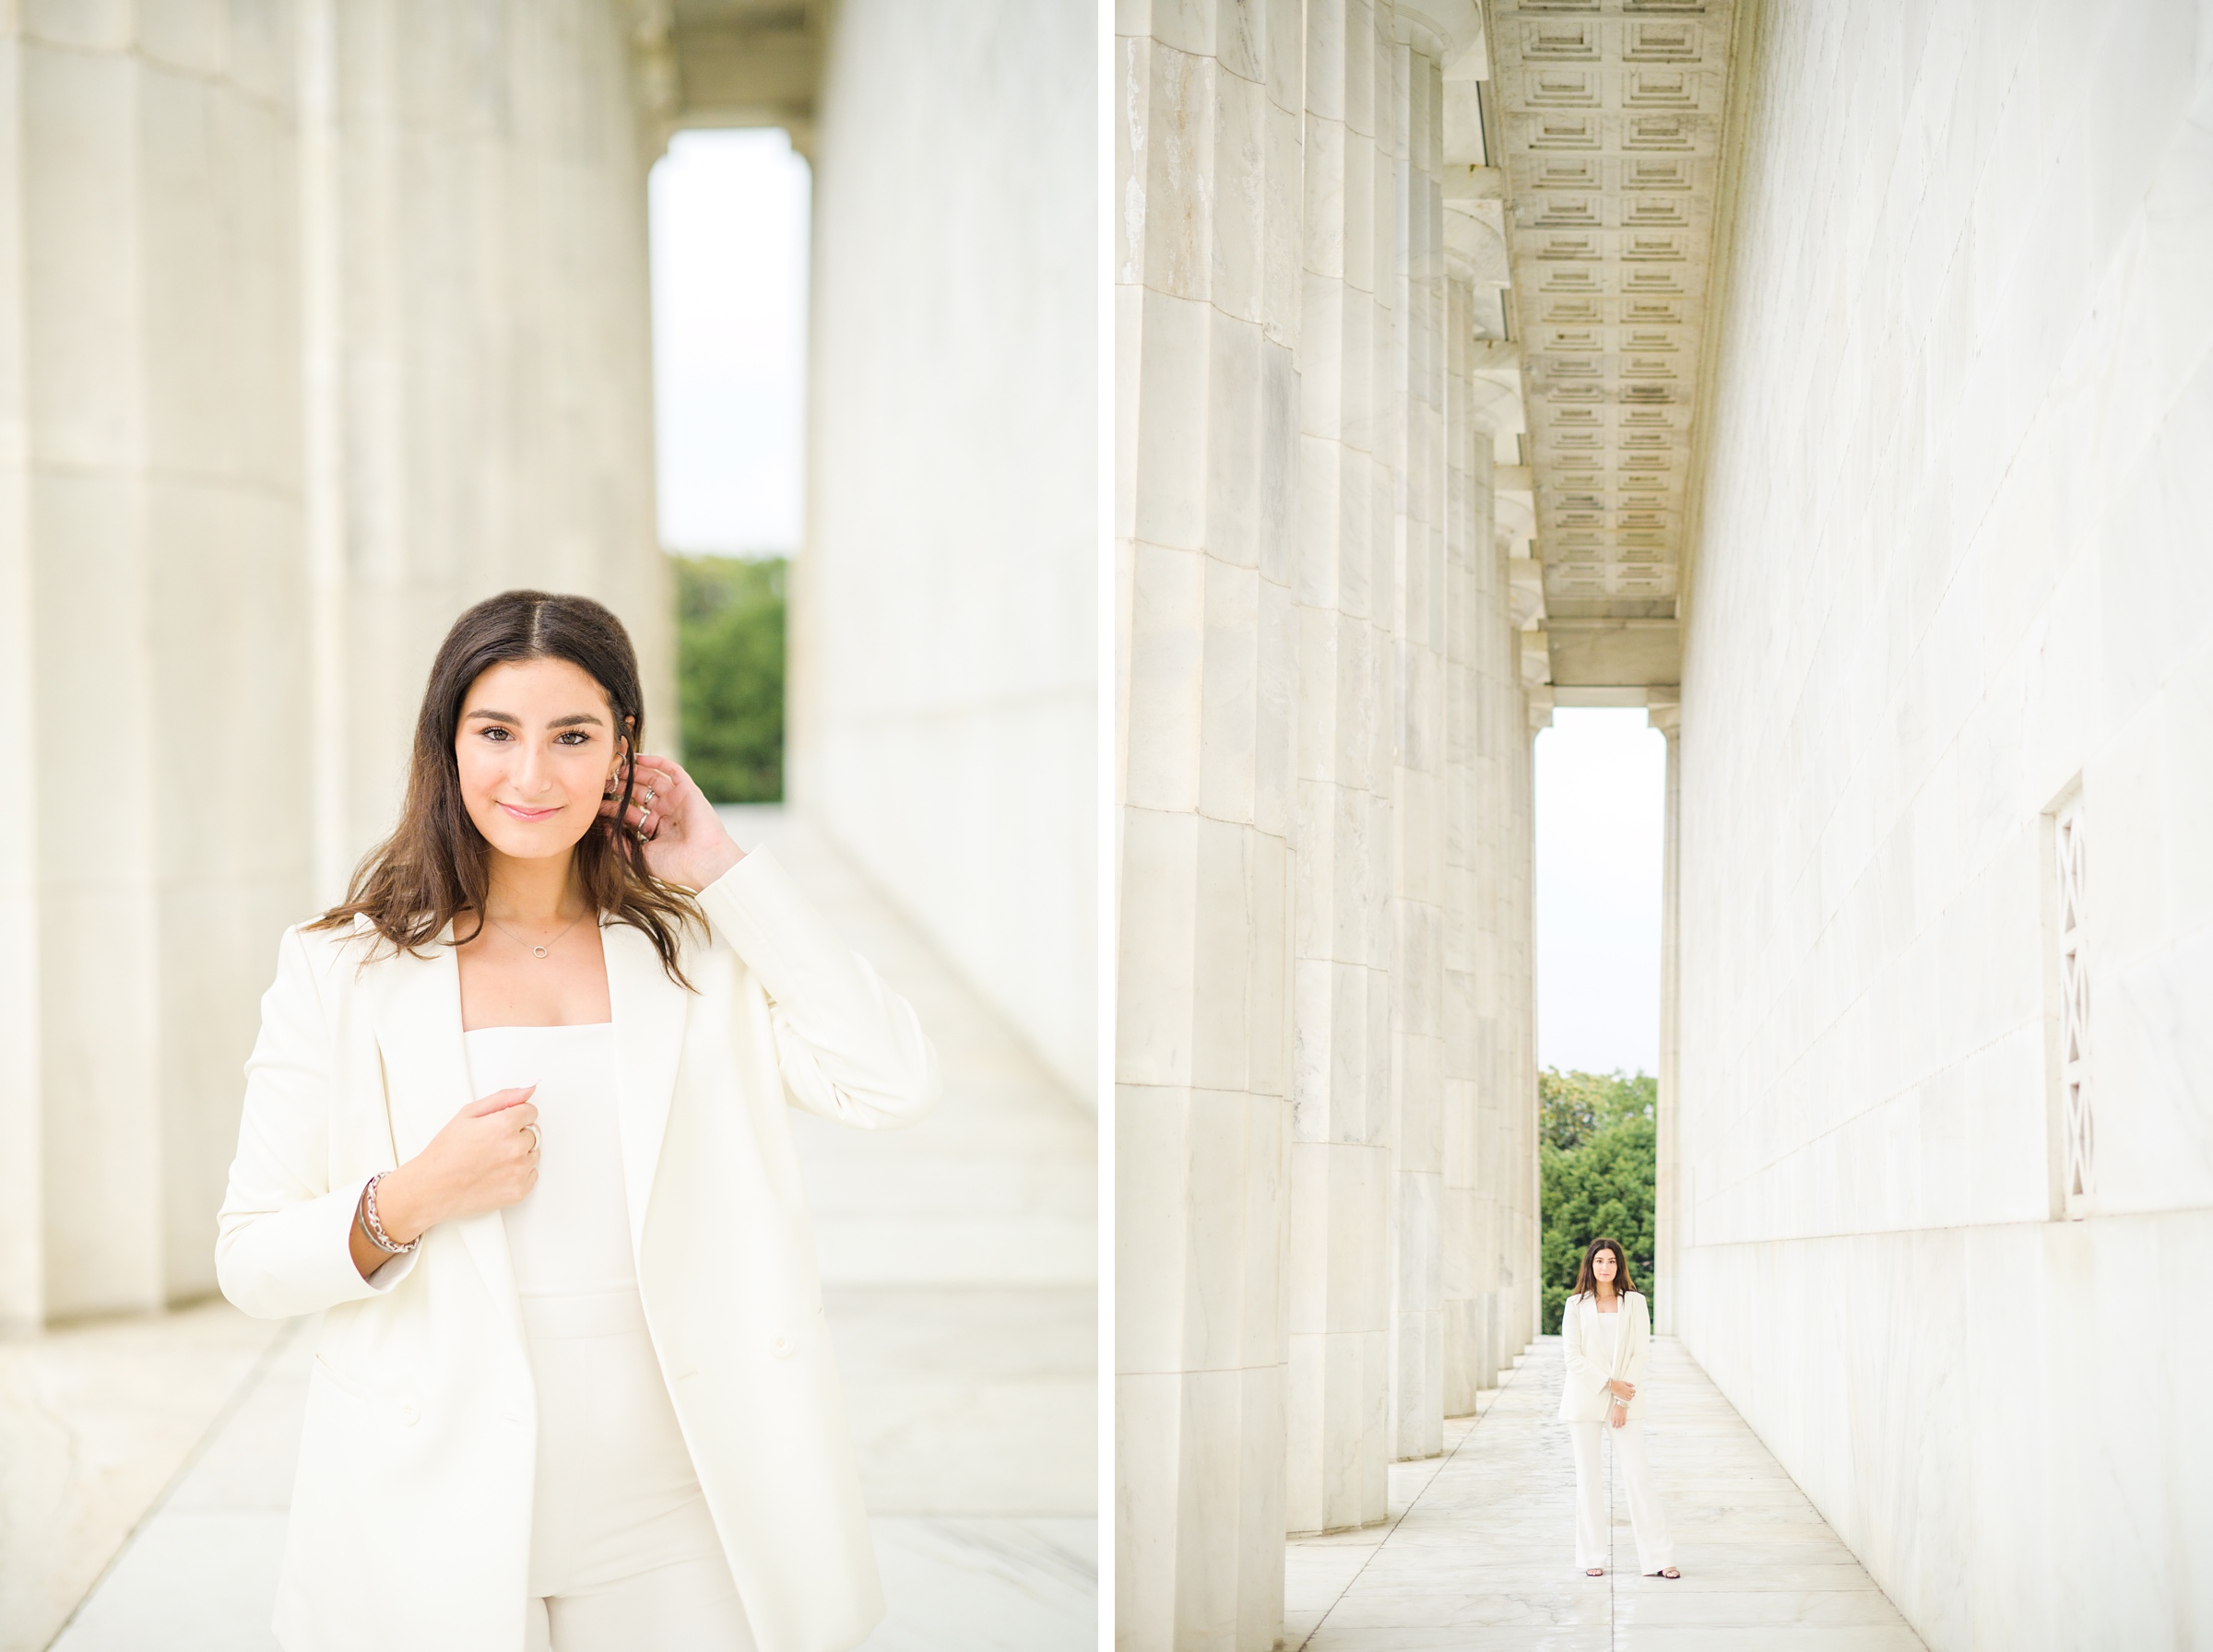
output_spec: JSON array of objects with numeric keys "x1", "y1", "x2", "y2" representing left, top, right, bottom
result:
[
  {"x1": 1557, "y1": 1290, "x2": 1651, "y2": 1422},
  {"x1": 215, "y1": 847, "x2": 939, "y2": 1652}
]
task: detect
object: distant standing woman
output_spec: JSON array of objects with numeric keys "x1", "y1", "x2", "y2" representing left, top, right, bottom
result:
[
  {"x1": 1558, "y1": 1237, "x2": 1680, "y2": 1579},
  {"x1": 217, "y1": 590, "x2": 939, "y2": 1652}
]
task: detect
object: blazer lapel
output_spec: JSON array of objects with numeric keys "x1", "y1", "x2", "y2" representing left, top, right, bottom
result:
[
  {"x1": 362, "y1": 926, "x2": 470, "y2": 1163},
  {"x1": 361, "y1": 926, "x2": 524, "y2": 1339},
  {"x1": 601, "y1": 919, "x2": 689, "y2": 1259},
  {"x1": 1586, "y1": 1294, "x2": 1627, "y2": 1380}
]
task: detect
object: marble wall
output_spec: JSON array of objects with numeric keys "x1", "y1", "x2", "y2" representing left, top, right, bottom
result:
[
  {"x1": 1675, "y1": 1, "x2": 2213, "y2": 1646},
  {"x1": 1115, "y1": 0, "x2": 1537, "y2": 1643},
  {"x1": 791, "y1": 0, "x2": 1096, "y2": 1105},
  {"x1": 0, "y1": 0, "x2": 669, "y2": 1328}
]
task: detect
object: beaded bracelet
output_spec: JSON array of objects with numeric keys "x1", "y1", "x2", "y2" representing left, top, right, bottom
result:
[{"x1": 359, "y1": 1172, "x2": 421, "y2": 1257}]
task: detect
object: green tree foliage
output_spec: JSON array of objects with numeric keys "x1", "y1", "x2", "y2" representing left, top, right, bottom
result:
[
  {"x1": 673, "y1": 554, "x2": 786, "y2": 804},
  {"x1": 1539, "y1": 1068, "x2": 1657, "y2": 1335}
]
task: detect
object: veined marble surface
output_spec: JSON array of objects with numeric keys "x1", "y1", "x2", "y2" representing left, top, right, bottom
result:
[
  {"x1": 1284, "y1": 1335, "x2": 1925, "y2": 1651},
  {"x1": 0, "y1": 1300, "x2": 283, "y2": 1652},
  {"x1": 30, "y1": 809, "x2": 1095, "y2": 1647},
  {"x1": 49, "y1": 1321, "x2": 1095, "y2": 1652}
]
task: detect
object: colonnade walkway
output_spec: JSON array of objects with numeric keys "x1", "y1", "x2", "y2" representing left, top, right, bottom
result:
[
  {"x1": 1285, "y1": 1336, "x2": 1927, "y2": 1651},
  {"x1": 22, "y1": 808, "x2": 1095, "y2": 1652}
]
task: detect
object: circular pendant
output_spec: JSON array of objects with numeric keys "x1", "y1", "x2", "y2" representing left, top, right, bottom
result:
[{"x1": 532, "y1": 945, "x2": 549, "y2": 959}]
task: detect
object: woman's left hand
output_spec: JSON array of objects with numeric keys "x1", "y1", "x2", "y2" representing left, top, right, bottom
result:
[{"x1": 602, "y1": 752, "x2": 743, "y2": 891}]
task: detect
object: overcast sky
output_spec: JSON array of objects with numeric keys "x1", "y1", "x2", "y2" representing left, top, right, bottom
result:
[
  {"x1": 1534, "y1": 709, "x2": 1666, "y2": 1077},
  {"x1": 647, "y1": 129, "x2": 811, "y2": 557}
]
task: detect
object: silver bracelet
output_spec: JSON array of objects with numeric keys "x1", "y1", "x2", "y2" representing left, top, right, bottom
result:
[{"x1": 359, "y1": 1173, "x2": 420, "y2": 1257}]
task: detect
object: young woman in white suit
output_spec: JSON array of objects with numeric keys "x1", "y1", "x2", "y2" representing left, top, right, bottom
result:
[
  {"x1": 1557, "y1": 1236, "x2": 1680, "y2": 1579},
  {"x1": 217, "y1": 591, "x2": 940, "y2": 1652}
]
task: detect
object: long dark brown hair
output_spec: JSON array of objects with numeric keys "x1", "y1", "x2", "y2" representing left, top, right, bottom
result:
[
  {"x1": 1571, "y1": 1236, "x2": 1638, "y2": 1300},
  {"x1": 310, "y1": 590, "x2": 701, "y2": 985}
]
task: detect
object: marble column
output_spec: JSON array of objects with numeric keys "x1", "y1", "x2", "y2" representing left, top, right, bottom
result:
[
  {"x1": 1118, "y1": 0, "x2": 1516, "y2": 1633},
  {"x1": 0, "y1": 12, "x2": 313, "y2": 1328},
  {"x1": 1511, "y1": 713, "x2": 1541, "y2": 1355},
  {"x1": 1384, "y1": 37, "x2": 1448, "y2": 1467},
  {"x1": 1284, "y1": 0, "x2": 1400, "y2": 1537},
  {"x1": 1506, "y1": 671, "x2": 1536, "y2": 1373},
  {"x1": 1115, "y1": 2, "x2": 1304, "y2": 1646},
  {"x1": 304, "y1": 0, "x2": 669, "y2": 882},
  {"x1": 1648, "y1": 699, "x2": 1681, "y2": 1334},
  {"x1": 1441, "y1": 371, "x2": 1531, "y2": 1404},
  {"x1": 798, "y1": 0, "x2": 1096, "y2": 1104}
]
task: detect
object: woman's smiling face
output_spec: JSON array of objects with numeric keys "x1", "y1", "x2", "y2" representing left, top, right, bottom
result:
[{"x1": 454, "y1": 657, "x2": 626, "y2": 866}]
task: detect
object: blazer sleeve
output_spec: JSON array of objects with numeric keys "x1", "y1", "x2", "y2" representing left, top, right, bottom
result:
[
  {"x1": 697, "y1": 846, "x2": 941, "y2": 1131},
  {"x1": 215, "y1": 926, "x2": 420, "y2": 1318}
]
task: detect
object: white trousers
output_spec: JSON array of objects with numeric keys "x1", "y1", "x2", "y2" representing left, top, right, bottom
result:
[
  {"x1": 519, "y1": 1290, "x2": 757, "y2": 1652},
  {"x1": 1567, "y1": 1416, "x2": 1676, "y2": 1575}
]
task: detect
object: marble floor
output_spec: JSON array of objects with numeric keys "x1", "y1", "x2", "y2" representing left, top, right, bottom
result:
[
  {"x1": 16, "y1": 808, "x2": 1095, "y2": 1652},
  {"x1": 1284, "y1": 1336, "x2": 1927, "y2": 1652},
  {"x1": 0, "y1": 1300, "x2": 286, "y2": 1652}
]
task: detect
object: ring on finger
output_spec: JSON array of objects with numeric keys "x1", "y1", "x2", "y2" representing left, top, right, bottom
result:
[{"x1": 521, "y1": 1122, "x2": 541, "y2": 1154}]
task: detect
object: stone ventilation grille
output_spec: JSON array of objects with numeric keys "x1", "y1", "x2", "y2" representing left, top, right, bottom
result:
[
  {"x1": 1488, "y1": 0, "x2": 1736, "y2": 620},
  {"x1": 2055, "y1": 800, "x2": 2092, "y2": 1212}
]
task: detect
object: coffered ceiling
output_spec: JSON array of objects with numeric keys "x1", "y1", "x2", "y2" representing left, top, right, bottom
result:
[{"x1": 1485, "y1": 0, "x2": 1739, "y2": 689}]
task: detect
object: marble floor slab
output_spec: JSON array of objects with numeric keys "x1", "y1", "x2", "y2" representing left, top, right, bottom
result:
[
  {"x1": 48, "y1": 1319, "x2": 1094, "y2": 1652},
  {"x1": 22, "y1": 808, "x2": 1096, "y2": 1649},
  {"x1": 1284, "y1": 1336, "x2": 1926, "y2": 1652},
  {"x1": 0, "y1": 1300, "x2": 286, "y2": 1652}
]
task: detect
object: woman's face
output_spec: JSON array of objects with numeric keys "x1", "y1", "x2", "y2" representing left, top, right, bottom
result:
[
  {"x1": 1592, "y1": 1247, "x2": 1617, "y2": 1285},
  {"x1": 455, "y1": 657, "x2": 624, "y2": 867}
]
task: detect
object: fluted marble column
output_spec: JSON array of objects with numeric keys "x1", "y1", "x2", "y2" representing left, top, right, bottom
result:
[
  {"x1": 1118, "y1": 0, "x2": 1521, "y2": 1634},
  {"x1": 1115, "y1": 2, "x2": 1305, "y2": 1646},
  {"x1": 303, "y1": 0, "x2": 669, "y2": 881},
  {"x1": 0, "y1": 12, "x2": 310, "y2": 1328},
  {"x1": 1510, "y1": 712, "x2": 1542, "y2": 1354},
  {"x1": 1384, "y1": 35, "x2": 1449, "y2": 1467},
  {"x1": 1441, "y1": 289, "x2": 1520, "y2": 1409},
  {"x1": 1284, "y1": 0, "x2": 1400, "y2": 1536}
]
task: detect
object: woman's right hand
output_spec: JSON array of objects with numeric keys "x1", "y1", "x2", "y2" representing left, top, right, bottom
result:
[
  {"x1": 373, "y1": 1087, "x2": 540, "y2": 1245},
  {"x1": 1607, "y1": 1378, "x2": 1637, "y2": 1403}
]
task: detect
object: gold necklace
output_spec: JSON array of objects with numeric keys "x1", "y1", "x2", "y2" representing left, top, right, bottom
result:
[{"x1": 484, "y1": 907, "x2": 591, "y2": 959}]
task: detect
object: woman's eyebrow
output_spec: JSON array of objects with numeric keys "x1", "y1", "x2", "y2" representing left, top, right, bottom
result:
[{"x1": 461, "y1": 709, "x2": 602, "y2": 728}]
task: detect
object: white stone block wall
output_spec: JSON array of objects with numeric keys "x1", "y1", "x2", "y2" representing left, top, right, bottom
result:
[
  {"x1": 1675, "y1": 2, "x2": 2213, "y2": 1646},
  {"x1": 1117, "y1": 0, "x2": 1532, "y2": 1641},
  {"x1": 0, "y1": 0, "x2": 667, "y2": 1328},
  {"x1": 793, "y1": 0, "x2": 1096, "y2": 1105}
]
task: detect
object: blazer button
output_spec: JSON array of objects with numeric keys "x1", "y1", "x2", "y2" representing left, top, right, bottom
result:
[
  {"x1": 396, "y1": 1398, "x2": 420, "y2": 1426},
  {"x1": 771, "y1": 1335, "x2": 795, "y2": 1359}
]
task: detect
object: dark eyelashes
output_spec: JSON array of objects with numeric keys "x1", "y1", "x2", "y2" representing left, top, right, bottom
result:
[{"x1": 473, "y1": 727, "x2": 593, "y2": 745}]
